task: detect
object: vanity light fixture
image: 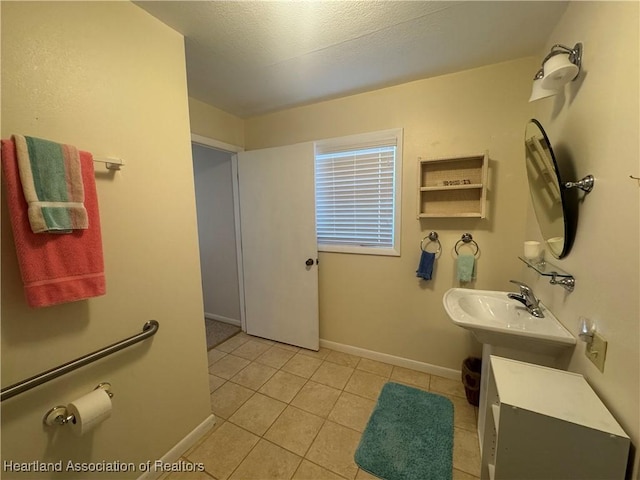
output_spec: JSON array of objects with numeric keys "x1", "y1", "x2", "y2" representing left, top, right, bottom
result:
[{"x1": 529, "y1": 43, "x2": 583, "y2": 102}]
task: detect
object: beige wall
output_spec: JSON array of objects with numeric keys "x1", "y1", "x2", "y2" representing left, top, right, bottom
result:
[
  {"x1": 1, "y1": 2, "x2": 211, "y2": 478},
  {"x1": 244, "y1": 57, "x2": 537, "y2": 371},
  {"x1": 524, "y1": 2, "x2": 639, "y2": 476},
  {"x1": 189, "y1": 97, "x2": 245, "y2": 148}
]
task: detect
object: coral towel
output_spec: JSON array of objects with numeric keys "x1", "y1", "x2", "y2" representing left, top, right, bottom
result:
[
  {"x1": 1, "y1": 138, "x2": 106, "y2": 307},
  {"x1": 14, "y1": 134, "x2": 88, "y2": 233}
]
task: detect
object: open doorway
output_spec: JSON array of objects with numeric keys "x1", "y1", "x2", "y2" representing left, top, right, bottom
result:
[{"x1": 191, "y1": 135, "x2": 244, "y2": 348}]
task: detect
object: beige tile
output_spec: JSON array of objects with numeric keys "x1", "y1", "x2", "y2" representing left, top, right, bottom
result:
[
  {"x1": 356, "y1": 468, "x2": 381, "y2": 479},
  {"x1": 328, "y1": 391, "x2": 376, "y2": 433},
  {"x1": 306, "y1": 421, "x2": 361, "y2": 479},
  {"x1": 310, "y1": 361, "x2": 355, "y2": 390},
  {"x1": 325, "y1": 350, "x2": 361, "y2": 368},
  {"x1": 356, "y1": 358, "x2": 393, "y2": 378},
  {"x1": 453, "y1": 467, "x2": 480, "y2": 480},
  {"x1": 449, "y1": 394, "x2": 477, "y2": 433},
  {"x1": 209, "y1": 374, "x2": 226, "y2": 393},
  {"x1": 291, "y1": 381, "x2": 341, "y2": 418},
  {"x1": 230, "y1": 439, "x2": 301, "y2": 480},
  {"x1": 390, "y1": 366, "x2": 430, "y2": 389},
  {"x1": 231, "y1": 339, "x2": 272, "y2": 360},
  {"x1": 275, "y1": 342, "x2": 301, "y2": 353},
  {"x1": 216, "y1": 335, "x2": 250, "y2": 353},
  {"x1": 163, "y1": 459, "x2": 213, "y2": 480},
  {"x1": 344, "y1": 370, "x2": 388, "y2": 401},
  {"x1": 293, "y1": 460, "x2": 345, "y2": 480},
  {"x1": 249, "y1": 335, "x2": 276, "y2": 346},
  {"x1": 231, "y1": 362, "x2": 277, "y2": 390},
  {"x1": 258, "y1": 370, "x2": 308, "y2": 403},
  {"x1": 297, "y1": 346, "x2": 331, "y2": 360},
  {"x1": 255, "y1": 345, "x2": 296, "y2": 369},
  {"x1": 183, "y1": 419, "x2": 226, "y2": 457},
  {"x1": 229, "y1": 393, "x2": 287, "y2": 436},
  {"x1": 207, "y1": 348, "x2": 227, "y2": 365},
  {"x1": 209, "y1": 354, "x2": 251, "y2": 379},
  {"x1": 264, "y1": 405, "x2": 325, "y2": 456},
  {"x1": 431, "y1": 375, "x2": 467, "y2": 399},
  {"x1": 187, "y1": 422, "x2": 259, "y2": 480},
  {"x1": 282, "y1": 353, "x2": 323, "y2": 378},
  {"x1": 453, "y1": 426, "x2": 481, "y2": 477},
  {"x1": 209, "y1": 382, "x2": 254, "y2": 419}
]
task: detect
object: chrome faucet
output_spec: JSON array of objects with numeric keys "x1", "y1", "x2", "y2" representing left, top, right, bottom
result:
[{"x1": 507, "y1": 280, "x2": 544, "y2": 318}]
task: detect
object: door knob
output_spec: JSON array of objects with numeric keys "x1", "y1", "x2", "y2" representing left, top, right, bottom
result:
[{"x1": 305, "y1": 258, "x2": 314, "y2": 266}]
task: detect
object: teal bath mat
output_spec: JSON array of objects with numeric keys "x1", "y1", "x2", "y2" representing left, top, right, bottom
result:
[{"x1": 354, "y1": 382, "x2": 454, "y2": 480}]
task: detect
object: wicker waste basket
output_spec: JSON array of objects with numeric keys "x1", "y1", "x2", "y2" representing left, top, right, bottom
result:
[{"x1": 461, "y1": 357, "x2": 482, "y2": 406}]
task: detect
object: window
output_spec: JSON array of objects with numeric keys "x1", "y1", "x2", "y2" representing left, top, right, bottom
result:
[{"x1": 314, "y1": 129, "x2": 402, "y2": 256}]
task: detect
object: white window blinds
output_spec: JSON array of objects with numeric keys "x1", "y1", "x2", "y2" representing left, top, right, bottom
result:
[{"x1": 314, "y1": 131, "x2": 400, "y2": 254}]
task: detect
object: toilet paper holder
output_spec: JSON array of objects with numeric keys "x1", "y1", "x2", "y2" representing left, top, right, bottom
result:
[{"x1": 43, "y1": 383, "x2": 113, "y2": 427}]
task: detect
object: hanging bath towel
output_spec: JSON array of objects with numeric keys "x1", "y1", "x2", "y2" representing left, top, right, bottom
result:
[
  {"x1": 13, "y1": 134, "x2": 88, "y2": 233},
  {"x1": 2, "y1": 137, "x2": 106, "y2": 307}
]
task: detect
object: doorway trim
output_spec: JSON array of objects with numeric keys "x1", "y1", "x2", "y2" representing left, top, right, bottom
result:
[{"x1": 190, "y1": 133, "x2": 246, "y2": 332}]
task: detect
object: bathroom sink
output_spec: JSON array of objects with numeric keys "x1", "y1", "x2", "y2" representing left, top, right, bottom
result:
[{"x1": 443, "y1": 288, "x2": 575, "y2": 354}]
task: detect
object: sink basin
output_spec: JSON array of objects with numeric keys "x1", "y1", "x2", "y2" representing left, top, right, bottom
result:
[{"x1": 443, "y1": 288, "x2": 575, "y2": 353}]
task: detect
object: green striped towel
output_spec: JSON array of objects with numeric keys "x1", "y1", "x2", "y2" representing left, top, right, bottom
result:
[{"x1": 14, "y1": 135, "x2": 88, "y2": 233}]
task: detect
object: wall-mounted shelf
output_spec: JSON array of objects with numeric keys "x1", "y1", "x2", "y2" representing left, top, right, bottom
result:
[
  {"x1": 417, "y1": 152, "x2": 488, "y2": 218},
  {"x1": 518, "y1": 256, "x2": 575, "y2": 291}
]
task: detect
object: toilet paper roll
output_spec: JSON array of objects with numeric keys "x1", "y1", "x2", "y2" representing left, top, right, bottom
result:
[{"x1": 67, "y1": 388, "x2": 112, "y2": 436}]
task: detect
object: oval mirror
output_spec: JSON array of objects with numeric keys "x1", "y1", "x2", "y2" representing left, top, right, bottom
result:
[{"x1": 524, "y1": 119, "x2": 571, "y2": 259}]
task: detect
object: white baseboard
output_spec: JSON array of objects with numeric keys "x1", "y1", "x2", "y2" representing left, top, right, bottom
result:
[
  {"x1": 137, "y1": 414, "x2": 216, "y2": 480},
  {"x1": 204, "y1": 313, "x2": 241, "y2": 328},
  {"x1": 319, "y1": 339, "x2": 460, "y2": 381}
]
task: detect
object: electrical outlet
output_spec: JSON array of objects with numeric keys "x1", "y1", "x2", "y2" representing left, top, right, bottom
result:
[{"x1": 585, "y1": 332, "x2": 607, "y2": 372}]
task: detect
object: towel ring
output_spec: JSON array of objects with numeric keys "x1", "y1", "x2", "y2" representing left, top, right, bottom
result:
[
  {"x1": 420, "y1": 231, "x2": 442, "y2": 256},
  {"x1": 454, "y1": 233, "x2": 480, "y2": 257}
]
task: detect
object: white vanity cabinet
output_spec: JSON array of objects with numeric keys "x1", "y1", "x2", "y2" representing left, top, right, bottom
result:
[{"x1": 481, "y1": 356, "x2": 630, "y2": 480}]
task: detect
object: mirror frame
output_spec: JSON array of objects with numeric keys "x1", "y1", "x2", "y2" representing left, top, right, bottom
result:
[{"x1": 524, "y1": 119, "x2": 575, "y2": 259}]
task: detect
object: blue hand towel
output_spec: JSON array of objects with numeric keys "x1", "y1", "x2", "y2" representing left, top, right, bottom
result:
[
  {"x1": 457, "y1": 254, "x2": 476, "y2": 282},
  {"x1": 416, "y1": 250, "x2": 436, "y2": 280}
]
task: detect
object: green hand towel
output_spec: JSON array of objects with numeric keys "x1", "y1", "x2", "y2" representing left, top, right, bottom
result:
[
  {"x1": 14, "y1": 134, "x2": 88, "y2": 233},
  {"x1": 457, "y1": 254, "x2": 476, "y2": 282}
]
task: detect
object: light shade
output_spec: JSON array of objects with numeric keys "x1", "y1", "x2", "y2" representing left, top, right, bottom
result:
[
  {"x1": 541, "y1": 53, "x2": 580, "y2": 89},
  {"x1": 529, "y1": 78, "x2": 559, "y2": 102},
  {"x1": 529, "y1": 42, "x2": 582, "y2": 102}
]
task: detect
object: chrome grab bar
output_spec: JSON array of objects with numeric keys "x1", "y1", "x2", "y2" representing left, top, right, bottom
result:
[{"x1": 1, "y1": 320, "x2": 159, "y2": 402}]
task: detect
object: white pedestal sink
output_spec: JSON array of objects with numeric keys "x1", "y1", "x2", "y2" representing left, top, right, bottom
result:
[{"x1": 443, "y1": 288, "x2": 576, "y2": 451}]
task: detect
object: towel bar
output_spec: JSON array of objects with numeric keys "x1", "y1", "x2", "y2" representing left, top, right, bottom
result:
[
  {"x1": 93, "y1": 157, "x2": 124, "y2": 171},
  {"x1": 0, "y1": 320, "x2": 159, "y2": 402}
]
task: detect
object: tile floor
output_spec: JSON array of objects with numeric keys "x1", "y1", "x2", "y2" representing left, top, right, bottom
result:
[{"x1": 167, "y1": 332, "x2": 481, "y2": 480}]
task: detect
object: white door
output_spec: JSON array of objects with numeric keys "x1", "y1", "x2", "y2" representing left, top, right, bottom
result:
[{"x1": 237, "y1": 142, "x2": 319, "y2": 350}]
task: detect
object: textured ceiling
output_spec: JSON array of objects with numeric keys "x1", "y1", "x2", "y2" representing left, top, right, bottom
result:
[{"x1": 134, "y1": 1, "x2": 568, "y2": 118}]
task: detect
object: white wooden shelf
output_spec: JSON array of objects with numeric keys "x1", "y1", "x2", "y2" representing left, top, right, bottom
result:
[
  {"x1": 417, "y1": 152, "x2": 488, "y2": 218},
  {"x1": 420, "y1": 183, "x2": 483, "y2": 192},
  {"x1": 491, "y1": 403, "x2": 500, "y2": 431}
]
